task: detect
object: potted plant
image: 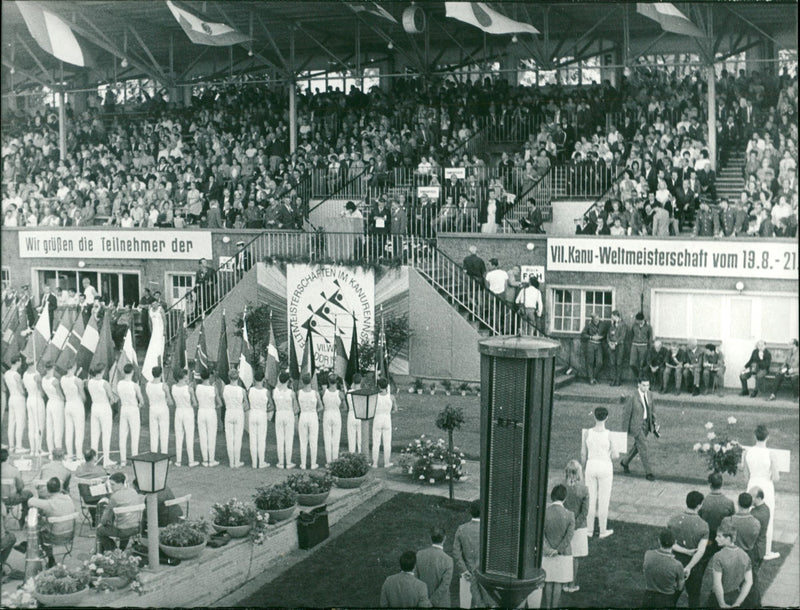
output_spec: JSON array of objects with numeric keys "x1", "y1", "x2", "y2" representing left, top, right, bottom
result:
[
  {"x1": 211, "y1": 498, "x2": 256, "y2": 538},
  {"x1": 32, "y1": 564, "x2": 91, "y2": 606},
  {"x1": 472, "y1": 383, "x2": 481, "y2": 396},
  {"x1": 159, "y1": 519, "x2": 209, "y2": 559},
  {"x1": 86, "y1": 549, "x2": 142, "y2": 591},
  {"x1": 458, "y1": 382, "x2": 470, "y2": 397},
  {"x1": 327, "y1": 452, "x2": 370, "y2": 488},
  {"x1": 413, "y1": 378, "x2": 425, "y2": 394},
  {"x1": 442, "y1": 379, "x2": 453, "y2": 396},
  {"x1": 286, "y1": 472, "x2": 333, "y2": 506},
  {"x1": 253, "y1": 482, "x2": 297, "y2": 522},
  {"x1": 429, "y1": 382, "x2": 437, "y2": 395}
]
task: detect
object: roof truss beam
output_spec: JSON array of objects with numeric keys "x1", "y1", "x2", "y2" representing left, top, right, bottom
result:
[{"x1": 127, "y1": 25, "x2": 169, "y2": 84}]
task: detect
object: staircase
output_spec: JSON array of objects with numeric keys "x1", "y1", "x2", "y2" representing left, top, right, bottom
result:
[{"x1": 716, "y1": 151, "x2": 746, "y2": 202}]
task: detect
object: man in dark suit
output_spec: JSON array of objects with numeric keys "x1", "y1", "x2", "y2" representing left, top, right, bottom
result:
[
  {"x1": 739, "y1": 340, "x2": 772, "y2": 398},
  {"x1": 415, "y1": 527, "x2": 454, "y2": 608},
  {"x1": 39, "y1": 285, "x2": 58, "y2": 332},
  {"x1": 380, "y1": 550, "x2": 432, "y2": 608},
  {"x1": 206, "y1": 200, "x2": 223, "y2": 229},
  {"x1": 620, "y1": 378, "x2": 657, "y2": 481},
  {"x1": 462, "y1": 246, "x2": 486, "y2": 282},
  {"x1": 453, "y1": 500, "x2": 489, "y2": 609}
]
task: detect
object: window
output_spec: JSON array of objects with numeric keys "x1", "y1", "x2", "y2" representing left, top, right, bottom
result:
[
  {"x1": 1, "y1": 268, "x2": 9, "y2": 290},
  {"x1": 168, "y1": 273, "x2": 194, "y2": 310},
  {"x1": 551, "y1": 287, "x2": 614, "y2": 333}
]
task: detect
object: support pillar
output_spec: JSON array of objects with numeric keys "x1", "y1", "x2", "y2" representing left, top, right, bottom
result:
[
  {"x1": 289, "y1": 27, "x2": 297, "y2": 153},
  {"x1": 58, "y1": 90, "x2": 67, "y2": 161},
  {"x1": 361, "y1": 420, "x2": 371, "y2": 462},
  {"x1": 146, "y1": 492, "x2": 160, "y2": 571},
  {"x1": 706, "y1": 63, "x2": 717, "y2": 171}
]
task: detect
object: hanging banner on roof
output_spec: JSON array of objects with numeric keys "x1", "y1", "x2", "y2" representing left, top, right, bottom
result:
[
  {"x1": 17, "y1": 230, "x2": 213, "y2": 260},
  {"x1": 546, "y1": 238, "x2": 798, "y2": 280}
]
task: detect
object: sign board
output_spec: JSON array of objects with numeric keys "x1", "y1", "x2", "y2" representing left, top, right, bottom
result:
[
  {"x1": 218, "y1": 256, "x2": 235, "y2": 273},
  {"x1": 547, "y1": 238, "x2": 798, "y2": 280},
  {"x1": 743, "y1": 446, "x2": 791, "y2": 473},
  {"x1": 444, "y1": 167, "x2": 466, "y2": 181},
  {"x1": 520, "y1": 265, "x2": 545, "y2": 284},
  {"x1": 18, "y1": 230, "x2": 213, "y2": 260},
  {"x1": 417, "y1": 185, "x2": 441, "y2": 200}
]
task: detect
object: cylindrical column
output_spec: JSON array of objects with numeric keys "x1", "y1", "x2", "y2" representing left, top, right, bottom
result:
[
  {"x1": 706, "y1": 64, "x2": 717, "y2": 171},
  {"x1": 58, "y1": 90, "x2": 67, "y2": 161},
  {"x1": 146, "y1": 492, "x2": 160, "y2": 570},
  {"x1": 476, "y1": 336, "x2": 561, "y2": 608},
  {"x1": 24, "y1": 508, "x2": 45, "y2": 581},
  {"x1": 361, "y1": 419, "x2": 371, "y2": 461}
]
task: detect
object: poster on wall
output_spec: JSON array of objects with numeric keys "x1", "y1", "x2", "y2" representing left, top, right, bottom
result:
[
  {"x1": 520, "y1": 265, "x2": 545, "y2": 284},
  {"x1": 17, "y1": 230, "x2": 212, "y2": 260},
  {"x1": 286, "y1": 264, "x2": 375, "y2": 370}
]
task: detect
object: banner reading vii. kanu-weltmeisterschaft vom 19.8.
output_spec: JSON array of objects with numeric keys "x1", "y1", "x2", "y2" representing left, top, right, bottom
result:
[{"x1": 547, "y1": 238, "x2": 798, "y2": 280}]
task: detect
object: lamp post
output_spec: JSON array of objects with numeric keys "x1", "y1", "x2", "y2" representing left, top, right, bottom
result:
[
  {"x1": 130, "y1": 452, "x2": 170, "y2": 571},
  {"x1": 347, "y1": 387, "x2": 379, "y2": 461}
]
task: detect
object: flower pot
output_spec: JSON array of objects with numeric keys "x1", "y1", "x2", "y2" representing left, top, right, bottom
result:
[
  {"x1": 297, "y1": 491, "x2": 330, "y2": 506},
  {"x1": 268, "y1": 504, "x2": 296, "y2": 522},
  {"x1": 333, "y1": 474, "x2": 368, "y2": 489},
  {"x1": 460, "y1": 391, "x2": 467, "y2": 396},
  {"x1": 429, "y1": 390, "x2": 436, "y2": 395},
  {"x1": 34, "y1": 587, "x2": 89, "y2": 607},
  {"x1": 445, "y1": 391, "x2": 451, "y2": 396},
  {"x1": 408, "y1": 387, "x2": 415, "y2": 394},
  {"x1": 160, "y1": 540, "x2": 206, "y2": 560},
  {"x1": 94, "y1": 576, "x2": 131, "y2": 590},
  {"x1": 416, "y1": 389, "x2": 423, "y2": 394},
  {"x1": 213, "y1": 522, "x2": 252, "y2": 538}
]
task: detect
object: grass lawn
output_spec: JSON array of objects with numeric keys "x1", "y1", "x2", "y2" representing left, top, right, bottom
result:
[{"x1": 235, "y1": 492, "x2": 790, "y2": 608}]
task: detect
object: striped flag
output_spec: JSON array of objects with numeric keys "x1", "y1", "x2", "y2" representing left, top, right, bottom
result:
[
  {"x1": 239, "y1": 312, "x2": 253, "y2": 390},
  {"x1": 142, "y1": 306, "x2": 165, "y2": 382},
  {"x1": 21, "y1": 306, "x2": 51, "y2": 371},
  {"x1": 194, "y1": 317, "x2": 209, "y2": 377},
  {"x1": 55, "y1": 309, "x2": 85, "y2": 371},
  {"x1": 166, "y1": 0, "x2": 250, "y2": 46},
  {"x1": 445, "y1": 2, "x2": 539, "y2": 35},
  {"x1": 75, "y1": 313, "x2": 100, "y2": 379},
  {"x1": 215, "y1": 310, "x2": 230, "y2": 385},
  {"x1": 16, "y1": 1, "x2": 90, "y2": 66},
  {"x1": 636, "y1": 3, "x2": 705, "y2": 38},
  {"x1": 41, "y1": 308, "x2": 75, "y2": 368},
  {"x1": 89, "y1": 309, "x2": 115, "y2": 379},
  {"x1": 345, "y1": 315, "x2": 360, "y2": 387},
  {"x1": 265, "y1": 317, "x2": 279, "y2": 388}
]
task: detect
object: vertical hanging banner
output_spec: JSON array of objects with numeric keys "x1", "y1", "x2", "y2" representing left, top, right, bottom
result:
[{"x1": 286, "y1": 264, "x2": 375, "y2": 370}]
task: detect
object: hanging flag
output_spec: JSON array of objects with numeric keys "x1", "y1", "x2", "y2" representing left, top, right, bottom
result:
[
  {"x1": 238, "y1": 312, "x2": 253, "y2": 390},
  {"x1": 345, "y1": 315, "x2": 360, "y2": 387},
  {"x1": 636, "y1": 3, "x2": 705, "y2": 38},
  {"x1": 265, "y1": 317, "x2": 279, "y2": 388},
  {"x1": 195, "y1": 317, "x2": 209, "y2": 377},
  {"x1": 301, "y1": 325, "x2": 318, "y2": 391},
  {"x1": 89, "y1": 309, "x2": 115, "y2": 380},
  {"x1": 55, "y1": 308, "x2": 85, "y2": 371},
  {"x1": 41, "y1": 308, "x2": 75, "y2": 368},
  {"x1": 169, "y1": 318, "x2": 187, "y2": 384},
  {"x1": 166, "y1": 0, "x2": 250, "y2": 46},
  {"x1": 1, "y1": 306, "x2": 21, "y2": 367},
  {"x1": 75, "y1": 313, "x2": 100, "y2": 379},
  {"x1": 216, "y1": 310, "x2": 230, "y2": 384},
  {"x1": 16, "y1": 1, "x2": 90, "y2": 67},
  {"x1": 333, "y1": 334, "x2": 348, "y2": 383},
  {"x1": 110, "y1": 324, "x2": 139, "y2": 389},
  {"x1": 345, "y1": 2, "x2": 398, "y2": 24},
  {"x1": 21, "y1": 305, "x2": 50, "y2": 368},
  {"x1": 445, "y1": 2, "x2": 539, "y2": 35},
  {"x1": 142, "y1": 306, "x2": 165, "y2": 382}
]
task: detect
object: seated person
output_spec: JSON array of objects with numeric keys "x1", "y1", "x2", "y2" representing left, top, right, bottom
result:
[
  {"x1": 0, "y1": 449, "x2": 33, "y2": 527},
  {"x1": 702, "y1": 344, "x2": 726, "y2": 394},
  {"x1": 662, "y1": 343, "x2": 687, "y2": 394},
  {"x1": 770, "y1": 339, "x2": 799, "y2": 400},
  {"x1": 96, "y1": 472, "x2": 143, "y2": 553},
  {"x1": 131, "y1": 479, "x2": 183, "y2": 536},
  {"x1": 74, "y1": 450, "x2": 109, "y2": 527},
  {"x1": 739, "y1": 340, "x2": 771, "y2": 398},
  {"x1": 645, "y1": 340, "x2": 667, "y2": 390},
  {"x1": 1, "y1": 504, "x2": 18, "y2": 581},
  {"x1": 37, "y1": 448, "x2": 71, "y2": 494},
  {"x1": 27, "y1": 477, "x2": 76, "y2": 568}
]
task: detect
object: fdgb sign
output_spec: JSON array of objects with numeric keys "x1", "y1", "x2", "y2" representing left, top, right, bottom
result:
[
  {"x1": 18, "y1": 230, "x2": 213, "y2": 260},
  {"x1": 547, "y1": 238, "x2": 798, "y2": 280}
]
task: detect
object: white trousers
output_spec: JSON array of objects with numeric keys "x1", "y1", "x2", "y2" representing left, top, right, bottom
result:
[
  {"x1": 585, "y1": 459, "x2": 614, "y2": 535},
  {"x1": 197, "y1": 409, "x2": 217, "y2": 463},
  {"x1": 26, "y1": 395, "x2": 44, "y2": 454},
  {"x1": 64, "y1": 401, "x2": 84, "y2": 459},
  {"x1": 274, "y1": 411, "x2": 295, "y2": 467},
  {"x1": 119, "y1": 406, "x2": 140, "y2": 464},
  {"x1": 7, "y1": 396, "x2": 26, "y2": 451},
  {"x1": 90, "y1": 404, "x2": 113, "y2": 463},
  {"x1": 347, "y1": 410, "x2": 361, "y2": 454},
  {"x1": 322, "y1": 410, "x2": 342, "y2": 464},
  {"x1": 298, "y1": 412, "x2": 319, "y2": 469},
  {"x1": 175, "y1": 408, "x2": 196, "y2": 464},
  {"x1": 248, "y1": 410, "x2": 268, "y2": 467},
  {"x1": 45, "y1": 399, "x2": 65, "y2": 453},
  {"x1": 149, "y1": 407, "x2": 170, "y2": 453},
  {"x1": 459, "y1": 574, "x2": 472, "y2": 609},
  {"x1": 225, "y1": 408, "x2": 244, "y2": 466},
  {"x1": 372, "y1": 414, "x2": 392, "y2": 467}
]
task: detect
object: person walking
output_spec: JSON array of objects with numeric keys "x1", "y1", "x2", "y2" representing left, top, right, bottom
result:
[
  {"x1": 116, "y1": 364, "x2": 143, "y2": 467},
  {"x1": 60, "y1": 361, "x2": 86, "y2": 460},
  {"x1": 248, "y1": 370, "x2": 271, "y2": 469},
  {"x1": 414, "y1": 527, "x2": 454, "y2": 608},
  {"x1": 582, "y1": 407, "x2": 617, "y2": 538},
  {"x1": 743, "y1": 425, "x2": 780, "y2": 561},
  {"x1": 86, "y1": 365, "x2": 117, "y2": 467},
  {"x1": 222, "y1": 369, "x2": 248, "y2": 468},
  {"x1": 273, "y1": 372, "x2": 299, "y2": 469},
  {"x1": 563, "y1": 460, "x2": 589, "y2": 594},
  {"x1": 668, "y1": 490, "x2": 709, "y2": 609},
  {"x1": 515, "y1": 276, "x2": 543, "y2": 332},
  {"x1": 172, "y1": 368, "x2": 199, "y2": 468},
  {"x1": 642, "y1": 529, "x2": 684, "y2": 608},
  {"x1": 541, "y1": 484, "x2": 575, "y2": 609},
  {"x1": 372, "y1": 378, "x2": 397, "y2": 468},
  {"x1": 297, "y1": 372, "x2": 322, "y2": 470},
  {"x1": 321, "y1": 374, "x2": 345, "y2": 465},
  {"x1": 620, "y1": 378, "x2": 658, "y2": 481},
  {"x1": 380, "y1": 551, "x2": 432, "y2": 608},
  {"x1": 195, "y1": 369, "x2": 220, "y2": 467}
]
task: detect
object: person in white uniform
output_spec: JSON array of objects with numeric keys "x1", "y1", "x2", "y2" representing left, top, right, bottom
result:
[
  {"x1": 172, "y1": 368, "x2": 199, "y2": 468},
  {"x1": 322, "y1": 374, "x2": 345, "y2": 465},
  {"x1": 297, "y1": 372, "x2": 322, "y2": 470},
  {"x1": 86, "y1": 364, "x2": 117, "y2": 467},
  {"x1": 116, "y1": 363, "x2": 143, "y2": 467},
  {"x1": 581, "y1": 406, "x2": 618, "y2": 539},
  {"x1": 41, "y1": 361, "x2": 65, "y2": 456},
  {"x1": 222, "y1": 370, "x2": 249, "y2": 468},
  {"x1": 372, "y1": 378, "x2": 397, "y2": 468},
  {"x1": 248, "y1": 370, "x2": 272, "y2": 469},
  {"x1": 3, "y1": 355, "x2": 27, "y2": 453},
  {"x1": 22, "y1": 364, "x2": 46, "y2": 456},
  {"x1": 346, "y1": 373, "x2": 363, "y2": 454},
  {"x1": 195, "y1": 369, "x2": 220, "y2": 467},
  {"x1": 273, "y1": 371, "x2": 299, "y2": 469},
  {"x1": 743, "y1": 424, "x2": 781, "y2": 561},
  {"x1": 145, "y1": 366, "x2": 172, "y2": 454},
  {"x1": 60, "y1": 361, "x2": 86, "y2": 460}
]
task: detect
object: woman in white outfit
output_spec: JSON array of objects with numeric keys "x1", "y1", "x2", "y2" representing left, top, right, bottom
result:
[
  {"x1": 248, "y1": 370, "x2": 271, "y2": 469},
  {"x1": 145, "y1": 366, "x2": 172, "y2": 454},
  {"x1": 86, "y1": 364, "x2": 117, "y2": 467},
  {"x1": 195, "y1": 369, "x2": 220, "y2": 467},
  {"x1": 172, "y1": 368, "x2": 199, "y2": 467},
  {"x1": 297, "y1": 372, "x2": 322, "y2": 470},
  {"x1": 222, "y1": 370, "x2": 248, "y2": 468},
  {"x1": 346, "y1": 373, "x2": 362, "y2": 453},
  {"x1": 116, "y1": 363, "x2": 143, "y2": 467},
  {"x1": 60, "y1": 361, "x2": 86, "y2": 460},
  {"x1": 581, "y1": 406, "x2": 617, "y2": 538},
  {"x1": 41, "y1": 361, "x2": 66, "y2": 455},
  {"x1": 744, "y1": 424, "x2": 780, "y2": 561},
  {"x1": 372, "y1": 378, "x2": 397, "y2": 468},
  {"x1": 322, "y1": 374, "x2": 345, "y2": 464},
  {"x1": 4, "y1": 355, "x2": 27, "y2": 453},
  {"x1": 22, "y1": 363, "x2": 46, "y2": 456},
  {"x1": 273, "y1": 371, "x2": 298, "y2": 469}
]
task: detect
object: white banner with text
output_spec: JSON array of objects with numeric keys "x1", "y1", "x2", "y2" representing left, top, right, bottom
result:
[
  {"x1": 18, "y1": 230, "x2": 213, "y2": 260},
  {"x1": 547, "y1": 238, "x2": 798, "y2": 280}
]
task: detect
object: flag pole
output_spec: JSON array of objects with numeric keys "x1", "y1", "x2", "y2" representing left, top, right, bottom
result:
[{"x1": 332, "y1": 317, "x2": 338, "y2": 374}]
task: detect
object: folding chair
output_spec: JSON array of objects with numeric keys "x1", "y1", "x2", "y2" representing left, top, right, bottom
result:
[
  {"x1": 43, "y1": 512, "x2": 79, "y2": 564},
  {"x1": 74, "y1": 477, "x2": 109, "y2": 537},
  {"x1": 1, "y1": 478, "x2": 22, "y2": 530},
  {"x1": 96, "y1": 503, "x2": 145, "y2": 553},
  {"x1": 164, "y1": 494, "x2": 192, "y2": 522}
]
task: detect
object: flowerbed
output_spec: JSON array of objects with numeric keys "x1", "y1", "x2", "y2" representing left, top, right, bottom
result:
[{"x1": 398, "y1": 435, "x2": 466, "y2": 484}]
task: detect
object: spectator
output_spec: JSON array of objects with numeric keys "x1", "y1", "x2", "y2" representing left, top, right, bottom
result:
[
  {"x1": 462, "y1": 246, "x2": 486, "y2": 282},
  {"x1": 581, "y1": 313, "x2": 605, "y2": 385},
  {"x1": 380, "y1": 550, "x2": 432, "y2": 608},
  {"x1": 541, "y1": 484, "x2": 575, "y2": 609},
  {"x1": 739, "y1": 340, "x2": 772, "y2": 398},
  {"x1": 131, "y1": 478, "x2": 183, "y2": 535},
  {"x1": 26, "y1": 477, "x2": 76, "y2": 568},
  {"x1": 414, "y1": 527, "x2": 453, "y2": 608},
  {"x1": 0, "y1": 448, "x2": 33, "y2": 527},
  {"x1": 642, "y1": 529, "x2": 684, "y2": 608},
  {"x1": 96, "y1": 471, "x2": 143, "y2": 552},
  {"x1": 701, "y1": 343, "x2": 726, "y2": 395},
  {"x1": 769, "y1": 338, "x2": 799, "y2": 400},
  {"x1": 563, "y1": 460, "x2": 589, "y2": 594}
]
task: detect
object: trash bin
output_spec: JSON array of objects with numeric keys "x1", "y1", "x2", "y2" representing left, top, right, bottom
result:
[{"x1": 297, "y1": 505, "x2": 329, "y2": 549}]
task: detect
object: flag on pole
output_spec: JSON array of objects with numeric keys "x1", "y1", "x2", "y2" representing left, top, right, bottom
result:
[
  {"x1": 238, "y1": 311, "x2": 253, "y2": 390},
  {"x1": 142, "y1": 306, "x2": 165, "y2": 382},
  {"x1": 75, "y1": 313, "x2": 100, "y2": 379},
  {"x1": 89, "y1": 309, "x2": 115, "y2": 380},
  {"x1": 169, "y1": 317, "x2": 187, "y2": 384},
  {"x1": 345, "y1": 2, "x2": 398, "y2": 24},
  {"x1": 289, "y1": 326, "x2": 300, "y2": 381},
  {"x1": 216, "y1": 310, "x2": 230, "y2": 384},
  {"x1": 166, "y1": 0, "x2": 250, "y2": 46},
  {"x1": 636, "y1": 3, "x2": 705, "y2": 38},
  {"x1": 21, "y1": 306, "x2": 50, "y2": 370},
  {"x1": 194, "y1": 316, "x2": 209, "y2": 377},
  {"x1": 375, "y1": 312, "x2": 389, "y2": 384},
  {"x1": 333, "y1": 334, "x2": 348, "y2": 382},
  {"x1": 445, "y1": 2, "x2": 539, "y2": 35},
  {"x1": 41, "y1": 307, "x2": 75, "y2": 367},
  {"x1": 301, "y1": 325, "x2": 317, "y2": 391},
  {"x1": 110, "y1": 324, "x2": 139, "y2": 389},
  {"x1": 16, "y1": 1, "x2": 91, "y2": 67},
  {"x1": 265, "y1": 316, "x2": 279, "y2": 388},
  {"x1": 1, "y1": 305, "x2": 21, "y2": 367},
  {"x1": 55, "y1": 308, "x2": 84, "y2": 371},
  {"x1": 345, "y1": 315, "x2": 360, "y2": 387}
]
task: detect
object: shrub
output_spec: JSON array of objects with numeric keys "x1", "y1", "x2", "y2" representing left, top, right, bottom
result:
[
  {"x1": 34, "y1": 564, "x2": 91, "y2": 595},
  {"x1": 327, "y1": 452, "x2": 370, "y2": 478},
  {"x1": 286, "y1": 472, "x2": 333, "y2": 494},
  {"x1": 436, "y1": 405, "x2": 465, "y2": 432},
  {"x1": 441, "y1": 379, "x2": 453, "y2": 391},
  {"x1": 211, "y1": 497, "x2": 256, "y2": 526},
  {"x1": 159, "y1": 519, "x2": 209, "y2": 547},
  {"x1": 254, "y1": 482, "x2": 297, "y2": 511},
  {"x1": 458, "y1": 381, "x2": 471, "y2": 392},
  {"x1": 413, "y1": 378, "x2": 425, "y2": 390}
]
